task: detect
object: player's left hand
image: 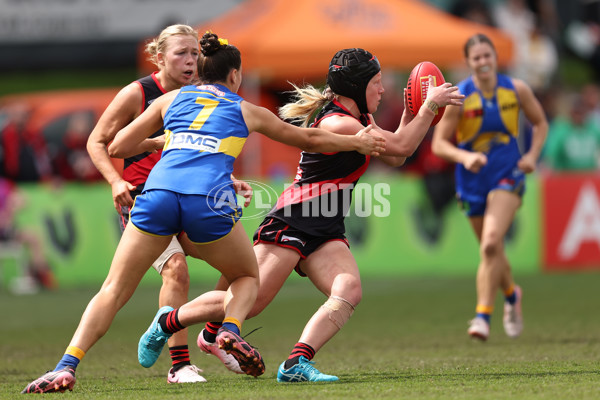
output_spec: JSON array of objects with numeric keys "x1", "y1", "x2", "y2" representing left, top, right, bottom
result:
[
  {"x1": 232, "y1": 177, "x2": 253, "y2": 207},
  {"x1": 517, "y1": 152, "x2": 537, "y2": 174},
  {"x1": 146, "y1": 135, "x2": 165, "y2": 153},
  {"x1": 400, "y1": 88, "x2": 415, "y2": 127}
]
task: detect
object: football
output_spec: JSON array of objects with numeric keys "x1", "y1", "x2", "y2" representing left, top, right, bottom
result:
[{"x1": 406, "y1": 61, "x2": 446, "y2": 126}]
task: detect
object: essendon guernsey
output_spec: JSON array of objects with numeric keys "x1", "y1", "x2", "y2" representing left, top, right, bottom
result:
[
  {"x1": 122, "y1": 73, "x2": 166, "y2": 195},
  {"x1": 267, "y1": 100, "x2": 371, "y2": 236}
]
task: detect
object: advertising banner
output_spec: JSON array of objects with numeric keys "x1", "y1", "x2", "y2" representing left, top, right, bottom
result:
[
  {"x1": 542, "y1": 173, "x2": 600, "y2": 270},
  {"x1": 11, "y1": 175, "x2": 541, "y2": 288}
]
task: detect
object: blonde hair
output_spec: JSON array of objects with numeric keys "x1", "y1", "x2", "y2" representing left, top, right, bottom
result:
[
  {"x1": 145, "y1": 24, "x2": 198, "y2": 67},
  {"x1": 279, "y1": 83, "x2": 336, "y2": 127}
]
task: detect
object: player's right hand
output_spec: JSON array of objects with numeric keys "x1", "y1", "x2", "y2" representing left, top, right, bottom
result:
[
  {"x1": 112, "y1": 179, "x2": 137, "y2": 211},
  {"x1": 427, "y1": 78, "x2": 464, "y2": 108},
  {"x1": 355, "y1": 125, "x2": 386, "y2": 156},
  {"x1": 463, "y1": 152, "x2": 487, "y2": 173}
]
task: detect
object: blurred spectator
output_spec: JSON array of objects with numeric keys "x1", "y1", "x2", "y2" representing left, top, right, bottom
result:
[
  {"x1": 492, "y1": 0, "x2": 536, "y2": 80},
  {"x1": 0, "y1": 103, "x2": 52, "y2": 182},
  {"x1": 0, "y1": 176, "x2": 57, "y2": 290},
  {"x1": 523, "y1": 17, "x2": 559, "y2": 93},
  {"x1": 581, "y1": 82, "x2": 600, "y2": 124},
  {"x1": 564, "y1": 0, "x2": 600, "y2": 81},
  {"x1": 450, "y1": 0, "x2": 495, "y2": 26},
  {"x1": 51, "y1": 112, "x2": 102, "y2": 181},
  {"x1": 406, "y1": 129, "x2": 456, "y2": 245},
  {"x1": 526, "y1": 0, "x2": 562, "y2": 43},
  {"x1": 492, "y1": 0, "x2": 559, "y2": 95},
  {"x1": 542, "y1": 94, "x2": 600, "y2": 171}
]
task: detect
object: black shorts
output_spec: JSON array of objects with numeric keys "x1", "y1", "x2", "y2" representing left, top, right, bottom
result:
[
  {"x1": 118, "y1": 205, "x2": 130, "y2": 232},
  {"x1": 118, "y1": 188, "x2": 145, "y2": 232},
  {"x1": 253, "y1": 217, "x2": 349, "y2": 276}
]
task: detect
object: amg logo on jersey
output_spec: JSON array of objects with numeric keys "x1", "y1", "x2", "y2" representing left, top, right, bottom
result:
[{"x1": 168, "y1": 132, "x2": 221, "y2": 152}]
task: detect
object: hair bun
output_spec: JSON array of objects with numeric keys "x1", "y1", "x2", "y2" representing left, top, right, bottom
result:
[{"x1": 200, "y1": 32, "x2": 222, "y2": 56}]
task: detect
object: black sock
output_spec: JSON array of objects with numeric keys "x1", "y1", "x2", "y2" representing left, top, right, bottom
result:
[
  {"x1": 284, "y1": 356, "x2": 301, "y2": 370},
  {"x1": 158, "y1": 309, "x2": 185, "y2": 334},
  {"x1": 284, "y1": 342, "x2": 315, "y2": 369},
  {"x1": 203, "y1": 322, "x2": 222, "y2": 343},
  {"x1": 169, "y1": 345, "x2": 191, "y2": 372}
]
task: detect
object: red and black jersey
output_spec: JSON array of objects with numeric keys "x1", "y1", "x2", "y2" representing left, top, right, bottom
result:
[
  {"x1": 265, "y1": 99, "x2": 371, "y2": 236},
  {"x1": 122, "y1": 72, "x2": 166, "y2": 195}
]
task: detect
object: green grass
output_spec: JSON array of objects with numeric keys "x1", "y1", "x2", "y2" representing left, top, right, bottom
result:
[{"x1": 2, "y1": 273, "x2": 600, "y2": 399}]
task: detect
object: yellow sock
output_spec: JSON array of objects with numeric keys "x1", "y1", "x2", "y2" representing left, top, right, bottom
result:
[
  {"x1": 475, "y1": 304, "x2": 493, "y2": 323},
  {"x1": 223, "y1": 317, "x2": 242, "y2": 332},
  {"x1": 65, "y1": 346, "x2": 86, "y2": 360},
  {"x1": 476, "y1": 304, "x2": 494, "y2": 314},
  {"x1": 504, "y1": 284, "x2": 515, "y2": 298}
]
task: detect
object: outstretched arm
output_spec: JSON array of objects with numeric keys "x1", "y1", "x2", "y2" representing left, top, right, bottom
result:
[
  {"x1": 241, "y1": 101, "x2": 385, "y2": 156},
  {"x1": 378, "y1": 77, "x2": 464, "y2": 161}
]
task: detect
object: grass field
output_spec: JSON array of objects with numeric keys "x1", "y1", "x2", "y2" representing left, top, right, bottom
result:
[{"x1": 2, "y1": 272, "x2": 599, "y2": 399}]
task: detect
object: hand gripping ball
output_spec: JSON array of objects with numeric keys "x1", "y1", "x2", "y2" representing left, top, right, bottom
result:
[{"x1": 406, "y1": 61, "x2": 446, "y2": 126}]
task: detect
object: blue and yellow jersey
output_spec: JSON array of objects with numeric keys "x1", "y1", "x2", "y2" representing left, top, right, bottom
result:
[
  {"x1": 456, "y1": 74, "x2": 520, "y2": 153},
  {"x1": 144, "y1": 84, "x2": 248, "y2": 197},
  {"x1": 454, "y1": 74, "x2": 524, "y2": 205}
]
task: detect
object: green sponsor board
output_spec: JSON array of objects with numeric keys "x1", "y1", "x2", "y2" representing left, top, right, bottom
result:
[
  {"x1": 13, "y1": 183, "x2": 125, "y2": 287},
  {"x1": 345, "y1": 175, "x2": 540, "y2": 277},
  {"x1": 11, "y1": 175, "x2": 540, "y2": 288}
]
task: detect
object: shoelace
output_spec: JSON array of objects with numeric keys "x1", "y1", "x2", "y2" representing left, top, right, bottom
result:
[
  {"x1": 149, "y1": 325, "x2": 168, "y2": 343},
  {"x1": 241, "y1": 326, "x2": 262, "y2": 349},
  {"x1": 175, "y1": 365, "x2": 203, "y2": 376},
  {"x1": 242, "y1": 326, "x2": 261, "y2": 339},
  {"x1": 298, "y1": 360, "x2": 321, "y2": 377}
]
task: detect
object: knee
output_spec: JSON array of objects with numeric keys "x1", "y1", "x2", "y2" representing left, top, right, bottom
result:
[
  {"x1": 321, "y1": 296, "x2": 355, "y2": 329},
  {"x1": 161, "y1": 254, "x2": 190, "y2": 290},
  {"x1": 99, "y1": 281, "x2": 129, "y2": 309},
  {"x1": 480, "y1": 236, "x2": 502, "y2": 260},
  {"x1": 334, "y1": 276, "x2": 362, "y2": 307}
]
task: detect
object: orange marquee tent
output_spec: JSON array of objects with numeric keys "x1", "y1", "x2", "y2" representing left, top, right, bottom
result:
[
  {"x1": 137, "y1": 0, "x2": 515, "y2": 177},
  {"x1": 139, "y1": 0, "x2": 513, "y2": 85}
]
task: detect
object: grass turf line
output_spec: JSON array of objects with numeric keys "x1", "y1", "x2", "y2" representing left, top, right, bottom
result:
[{"x1": 2, "y1": 273, "x2": 599, "y2": 399}]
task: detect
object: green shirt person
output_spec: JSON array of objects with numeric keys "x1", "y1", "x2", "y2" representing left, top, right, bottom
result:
[{"x1": 544, "y1": 98, "x2": 600, "y2": 171}]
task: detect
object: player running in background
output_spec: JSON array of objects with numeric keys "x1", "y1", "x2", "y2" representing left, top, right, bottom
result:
[
  {"x1": 432, "y1": 33, "x2": 548, "y2": 341},
  {"x1": 21, "y1": 32, "x2": 384, "y2": 394},
  {"x1": 189, "y1": 47, "x2": 463, "y2": 382},
  {"x1": 84, "y1": 24, "x2": 212, "y2": 383}
]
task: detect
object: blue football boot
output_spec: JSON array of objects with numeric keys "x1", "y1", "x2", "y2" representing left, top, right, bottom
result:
[
  {"x1": 277, "y1": 356, "x2": 339, "y2": 382},
  {"x1": 138, "y1": 306, "x2": 174, "y2": 368}
]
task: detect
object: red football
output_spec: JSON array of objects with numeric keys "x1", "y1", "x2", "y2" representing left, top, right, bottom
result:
[{"x1": 406, "y1": 61, "x2": 446, "y2": 126}]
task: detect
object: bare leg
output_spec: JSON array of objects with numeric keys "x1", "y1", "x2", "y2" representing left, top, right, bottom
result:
[
  {"x1": 158, "y1": 253, "x2": 191, "y2": 352},
  {"x1": 176, "y1": 223, "x2": 258, "y2": 326},
  {"x1": 191, "y1": 242, "x2": 299, "y2": 375},
  {"x1": 177, "y1": 241, "x2": 299, "y2": 325},
  {"x1": 296, "y1": 241, "x2": 361, "y2": 353},
  {"x1": 472, "y1": 190, "x2": 521, "y2": 308},
  {"x1": 69, "y1": 225, "x2": 171, "y2": 352}
]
